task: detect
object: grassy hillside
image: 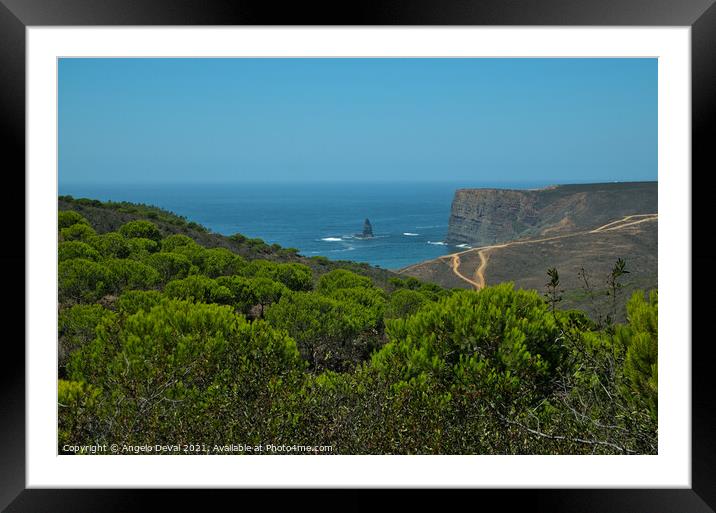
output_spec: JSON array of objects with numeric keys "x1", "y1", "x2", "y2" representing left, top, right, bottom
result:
[{"x1": 482, "y1": 219, "x2": 657, "y2": 321}]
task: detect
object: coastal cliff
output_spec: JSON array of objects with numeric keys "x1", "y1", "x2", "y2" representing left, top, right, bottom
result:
[{"x1": 446, "y1": 181, "x2": 658, "y2": 245}]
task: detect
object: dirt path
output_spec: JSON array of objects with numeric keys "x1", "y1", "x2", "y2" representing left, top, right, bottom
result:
[
  {"x1": 450, "y1": 254, "x2": 482, "y2": 288},
  {"x1": 589, "y1": 214, "x2": 656, "y2": 233},
  {"x1": 446, "y1": 213, "x2": 658, "y2": 290},
  {"x1": 474, "y1": 249, "x2": 488, "y2": 289}
]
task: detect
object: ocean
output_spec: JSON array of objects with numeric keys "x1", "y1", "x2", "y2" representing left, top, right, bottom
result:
[{"x1": 58, "y1": 182, "x2": 548, "y2": 270}]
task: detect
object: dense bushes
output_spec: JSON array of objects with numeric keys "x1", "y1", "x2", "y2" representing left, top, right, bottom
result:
[
  {"x1": 164, "y1": 275, "x2": 233, "y2": 305},
  {"x1": 317, "y1": 268, "x2": 372, "y2": 293},
  {"x1": 58, "y1": 210, "x2": 90, "y2": 229},
  {"x1": 142, "y1": 252, "x2": 192, "y2": 283},
  {"x1": 202, "y1": 248, "x2": 246, "y2": 278},
  {"x1": 619, "y1": 290, "x2": 658, "y2": 419},
  {"x1": 65, "y1": 299, "x2": 305, "y2": 446},
  {"x1": 58, "y1": 304, "x2": 116, "y2": 375},
  {"x1": 119, "y1": 220, "x2": 163, "y2": 242},
  {"x1": 265, "y1": 288, "x2": 384, "y2": 372},
  {"x1": 59, "y1": 258, "x2": 116, "y2": 303},
  {"x1": 88, "y1": 233, "x2": 131, "y2": 259},
  {"x1": 242, "y1": 260, "x2": 313, "y2": 291},
  {"x1": 57, "y1": 211, "x2": 658, "y2": 454},
  {"x1": 106, "y1": 258, "x2": 161, "y2": 290},
  {"x1": 60, "y1": 223, "x2": 96, "y2": 242},
  {"x1": 116, "y1": 290, "x2": 163, "y2": 315},
  {"x1": 384, "y1": 288, "x2": 429, "y2": 319},
  {"x1": 375, "y1": 285, "x2": 562, "y2": 389},
  {"x1": 59, "y1": 241, "x2": 101, "y2": 263}
]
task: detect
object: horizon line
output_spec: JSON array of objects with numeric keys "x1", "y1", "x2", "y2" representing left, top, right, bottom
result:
[{"x1": 59, "y1": 178, "x2": 658, "y2": 186}]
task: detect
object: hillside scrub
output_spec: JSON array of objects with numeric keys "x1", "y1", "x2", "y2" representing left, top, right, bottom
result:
[
  {"x1": 56, "y1": 206, "x2": 658, "y2": 454},
  {"x1": 59, "y1": 195, "x2": 395, "y2": 287}
]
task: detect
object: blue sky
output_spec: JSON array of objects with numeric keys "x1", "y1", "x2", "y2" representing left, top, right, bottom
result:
[{"x1": 59, "y1": 58, "x2": 657, "y2": 184}]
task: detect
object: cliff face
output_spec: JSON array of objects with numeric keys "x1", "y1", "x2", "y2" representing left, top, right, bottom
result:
[
  {"x1": 447, "y1": 189, "x2": 540, "y2": 245},
  {"x1": 446, "y1": 182, "x2": 657, "y2": 245}
]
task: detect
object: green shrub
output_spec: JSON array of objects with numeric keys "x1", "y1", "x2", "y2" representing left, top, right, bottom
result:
[
  {"x1": 58, "y1": 380, "x2": 101, "y2": 450},
  {"x1": 126, "y1": 237, "x2": 160, "y2": 258},
  {"x1": 105, "y1": 258, "x2": 161, "y2": 291},
  {"x1": 58, "y1": 259, "x2": 116, "y2": 303},
  {"x1": 202, "y1": 247, "x2": 246, "y2": 278},
  {"x1": 116, "y1": 290, "x2": 163, "y2": 315},
  {"x1": 617, "y1": 290, "x2": 658, "y2": 419},
  {"x1": 161, "y1": 234, "x2": 197, "y2": 252},
  {"x1": 250, "y1": 277, "x2": 289, "y2": 317},
  {"x1": 66, "y1": 300, "x2": 305, "y2": 445},
  {"x1": 243, "y1": 260, "x2": 313, "y2": 291},
  {"x1": 266, "y1": 290, "x2": 382, "y2": 372},
  {"x1": 375, "y1": 284, "x2": 561, "y2": 391},
  {"x1": 273, "y1": 263, "x2": 313, "y2": 291},
  {"x1": 58, "y1": 241, "x2": 101, "y2": 263},
  {"x1": 165, "y1": 275, "x2": 233, "y2": 305},
  {"x1": 311, "y1": 255, "x2": 330, "y2": 265},
  {"x1": 328, "y1": 286, "x2": 386, "y2": 326},
  {"x1": 170, "y1": 243, "x2": 207, "y2": 267},
  {"x1": 60, "y1": 223, "x2": 97, "y2": 242},
  {"x1": 316, "y1": 269, "x2": 373, "y2": 294},
  {"x1": 142, "y1": 252, "x2": 192, "y2": 283},
  {"x1": 119, "y1": 220, "x2": 162, "y2": 242},
  {"x1": 58, "y1": 211, "x2": 89, "y2": 230},
  {"x1": 385, "y1": 288, "x2": 429, "y2": 319},
  {"x1": 58, "y1": 304, "x2": 116, "y2": 374},
  {"x1": 88, "y1": 233, "x2": 131, "y2": 259}
]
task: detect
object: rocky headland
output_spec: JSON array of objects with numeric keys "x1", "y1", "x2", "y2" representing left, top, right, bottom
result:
[
  {"x1": 402, "y1": 181, "x2": 658, "y2": 320},
  {"x1": 446, "y1": 181, "x2": 657, "y2": 246}
]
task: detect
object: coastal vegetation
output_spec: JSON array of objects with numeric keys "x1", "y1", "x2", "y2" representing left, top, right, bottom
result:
[{"x1": 58, "y1": 198, "x2": 657, "y2": 455}]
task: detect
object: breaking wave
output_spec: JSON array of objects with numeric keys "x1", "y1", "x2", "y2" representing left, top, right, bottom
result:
[
  {"x1": 427, "y1": 241, "x2": 447, "y2": 246},
  {"x1": 403, "y1": 232, "x2": 419, "y2": 236}
]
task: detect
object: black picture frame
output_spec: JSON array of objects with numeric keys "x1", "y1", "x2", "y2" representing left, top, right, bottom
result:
[{"x1": 1, "y1": 1, "x2": 713, "y2": 511}]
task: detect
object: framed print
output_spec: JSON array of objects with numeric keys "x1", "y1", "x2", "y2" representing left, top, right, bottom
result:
[{"x1": 2, "y1": 0, "x2": 715, "y2": 511}]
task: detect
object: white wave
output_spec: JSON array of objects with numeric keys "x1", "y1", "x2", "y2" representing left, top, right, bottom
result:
[
  {"x1": 320, "y1": 237, "x2": 343, "y2": 242},
  {"x1": 456, "y1": 244, "x2": 472, "y2": 248},
  {"x1": 427, "y1": 241, "x2": 447, "y2": 246},
  {"x1": 403, "y1": 232, "x2": 419, "y2": 236},
  {"x1": 350, "y1": 234, "x2": 389, "y2": 240}
]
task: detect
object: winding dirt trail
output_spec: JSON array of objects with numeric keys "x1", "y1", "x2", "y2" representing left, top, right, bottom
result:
[
  {"x1": 443, "y1": 213, "x2": 658, "y2": 290},
  {"x1": 589, "y1": 213, "x2": 657, "y2": 233},
  {"x1": 474, "y1": 248, "x2": 489, "y2": 289},
  {"x1": 450, "y1": 254, "x2": 481, "y2": 288}
]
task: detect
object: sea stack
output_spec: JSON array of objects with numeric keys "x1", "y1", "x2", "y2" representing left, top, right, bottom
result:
[{"x1": 362, "y1": 218, "x2": 374, "y2": 238}]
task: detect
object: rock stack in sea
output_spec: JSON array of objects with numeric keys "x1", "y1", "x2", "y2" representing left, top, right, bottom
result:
[{"x1": 363, "y1": 219, "x2": 374, "y2": 238}]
